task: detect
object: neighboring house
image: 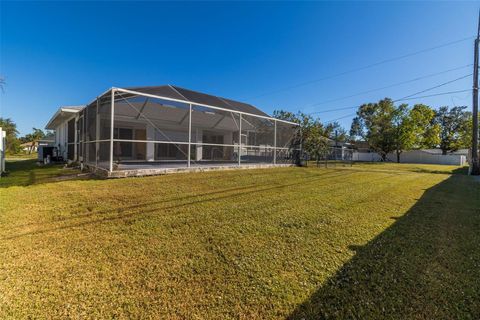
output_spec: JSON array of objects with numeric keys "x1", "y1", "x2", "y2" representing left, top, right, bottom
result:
[
  {"x1": 21, "y1": 139, "x2": 55, "y2": 153},
  {"x1": 20, "y1": 142, "x2": 37, "y2": 152},
  {"x1": 45, "y1": 85, "x2": 300, "y2": 177},
  {"x1": 326, "y1": 139, "x2": 354, "y2": 161},
  {"x1": 21, "y1": 142, "x2": 37, "y2": 152},
  {"x1": 348, "y1": 140, "x2": 379, "y2": 162},
  {"x1": 351, "y1": 140, "x2": 371, "y2": 153}
]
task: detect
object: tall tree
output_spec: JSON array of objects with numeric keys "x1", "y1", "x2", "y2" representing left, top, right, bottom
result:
[
  {"x1": 274, "y1": 110, "x2": 330, "y2": 159},
  {"x1": 434, "y1": 106, "x2": 472, "y2": 154},
  {"x1": 325, "y1": 122, "x2": 348, "y2": 145},
  {"x1": 391, "y1": 104, "x2": 441, "y2": 162},
  {"x1": 391, "y1": 103, "x2": 413, "y2": 163},
  {"x1": 351, "y1": 99, "x2": 442, "y2": 162},
  {"x1": 350, "y1": 98, "x2": 397, "y2": 161},
  {"x1": 0, "y1": 117, "x2": 20, "y2": 153},
  {"x1": 22, "y1": 128, "x2": 46, "y2": 154},
  {"x1": 409, "y1": 104, "x2": 440, "y2": 149}
]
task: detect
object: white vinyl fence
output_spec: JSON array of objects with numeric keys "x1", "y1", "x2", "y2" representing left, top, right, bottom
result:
[
  {"x1": 353, "y1": 150, "x2": 467, "y2": 166},
  {"x1": 352, "y1": 152, "x2": 382, "y2": 162}
]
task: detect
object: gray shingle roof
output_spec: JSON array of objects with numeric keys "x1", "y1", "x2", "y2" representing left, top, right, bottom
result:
[{"x1": 124, "y1": 85, "x2": 269, "y2": 117}]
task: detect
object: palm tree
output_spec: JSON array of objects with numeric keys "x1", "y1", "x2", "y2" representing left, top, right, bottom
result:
[
  {"x1": 25, "y1": 128, "x2": 45, "y2": 153},
  {"x1": 0, "y1": 118, "x2": 20, "y2": 153}
]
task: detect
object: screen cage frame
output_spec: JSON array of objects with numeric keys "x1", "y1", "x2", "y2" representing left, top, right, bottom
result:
[{"x1": 78, "y1": 87, "x2": 302, "y2": 173}]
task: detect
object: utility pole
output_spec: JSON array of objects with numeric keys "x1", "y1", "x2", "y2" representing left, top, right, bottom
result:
[{"x1": 471, "y1": 9, "x2": 480, "y2": 175}]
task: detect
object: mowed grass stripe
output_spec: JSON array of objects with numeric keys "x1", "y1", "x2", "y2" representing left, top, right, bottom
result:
[{"x1": 0, "y1": 162, "x2": 478, "y2": 319}]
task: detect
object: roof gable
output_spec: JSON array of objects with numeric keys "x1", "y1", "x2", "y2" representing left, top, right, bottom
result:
[{"x1": 45, "y1": 106, "x2": 84, "y2": 130}]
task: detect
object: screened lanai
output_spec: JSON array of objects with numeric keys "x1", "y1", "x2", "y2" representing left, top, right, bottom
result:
[{"x1": 77, "y1": 85, "x2": 301, "y2": 176}]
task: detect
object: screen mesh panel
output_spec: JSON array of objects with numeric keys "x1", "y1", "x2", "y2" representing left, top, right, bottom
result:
[{"x1": 81, "y1": 88, "x2": 300, "y2": 172}]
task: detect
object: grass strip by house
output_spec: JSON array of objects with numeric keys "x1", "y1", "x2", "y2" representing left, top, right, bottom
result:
[{"x1": 0, "y1": 160, "x2": 478, "y2": 319}]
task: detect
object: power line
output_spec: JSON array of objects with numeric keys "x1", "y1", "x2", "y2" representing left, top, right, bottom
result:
[
  {"x1": 312, "y1": 89, "x2": 471, "y2": 124},
  {"x1": 393, "y1": 74, "x2": 472, "y2": 101},
  {"x1": 305, "y1": 64, "x2": 472, "y2": 113},
  {"x1": 310, "y1": 105, "x2": 359, "y2": 115},
  {"x1": 324, "y1": 113, "x2": 358, "y2": 123},
  {"x1": 395, "y1": 89, "x2": 471, "y2": 101},
  {"x1": 304, "y1": 73, "x2": 472, "y2": 116},
  {"x1": 247, "y1": 36, "x2": 474, "y2": 100}
]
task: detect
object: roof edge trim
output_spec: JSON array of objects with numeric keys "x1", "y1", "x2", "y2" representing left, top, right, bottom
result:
[
  {"x1": 115, "y1": 87, "x2": 299, "y2": 126},
  {"x1": 45, "y1": 107, "x2": 83, "y2": 130}
]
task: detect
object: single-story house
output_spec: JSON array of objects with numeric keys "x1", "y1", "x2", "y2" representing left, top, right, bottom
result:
[
  {"x1": 20, "y1": 141, "x2": 37, "y2": 152},
  {"x1": 20, "y1": 138, "x2": 54, "y2": 154},
  {"x1": 45, "y1": 85, "x2": 301, "y2": 177},
  {"x1": 326, "y1": 140, "x2": 354, "y2": 161}
]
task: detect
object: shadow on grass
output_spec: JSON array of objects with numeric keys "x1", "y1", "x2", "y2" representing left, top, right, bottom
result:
[
  {"x1": 288, "y1": 174, "x2": 480, "y2": 319},
  {"x1": 0, "y1": 159, "x2": 94, "y2": 188},
  {"x1": 351, "y1": 162, "x2": 469, "y2": 175},
  {"x1": 409, "y1": 166, "x2": 468, "y2": 175}
]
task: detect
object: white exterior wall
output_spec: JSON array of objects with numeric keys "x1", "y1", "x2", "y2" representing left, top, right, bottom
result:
[
  {"x1": 54, "y1": 122, "x2": 67, "y2": 159},
  {"x1": 54, "y1": 116, "x2": 77, "y2": 160}
]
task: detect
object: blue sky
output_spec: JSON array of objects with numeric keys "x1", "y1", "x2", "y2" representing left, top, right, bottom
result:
[{"x1": 0, "y1": 1, "x2": 478, "y2": 135}]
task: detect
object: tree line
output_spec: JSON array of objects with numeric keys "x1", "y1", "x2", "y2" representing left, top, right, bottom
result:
[
  {"x1": 275, "y1": 98, "x2": 472, "y2": 162},
  {"x1": 0, "y1": 117, "x2": 52, "y2": 154},
  {"x1": 0, "y1": 98, "x2": 473, "y2": 160}
]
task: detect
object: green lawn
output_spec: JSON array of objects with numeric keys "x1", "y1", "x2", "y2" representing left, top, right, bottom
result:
[
  {"x1": 0, "y1": 159, "x2": 90, "y2": 187},
  {"x1": 0, "y1": 160, "x2": 478, "y2": 319},
  {"x1": 4, "y1": 152, "x2": 38, "y2": 160}
]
